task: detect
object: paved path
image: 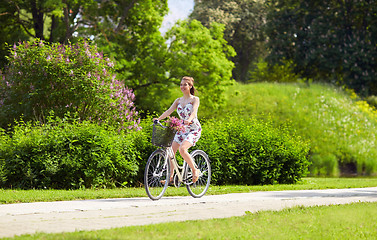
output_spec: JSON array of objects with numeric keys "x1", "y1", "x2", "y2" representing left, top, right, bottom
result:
[{"x1": 1, "y1": 187, "x2": 377, "y2": 238}]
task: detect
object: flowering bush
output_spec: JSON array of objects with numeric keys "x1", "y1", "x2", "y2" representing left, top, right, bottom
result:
[
  {"x1": 0, "y1": 39, "x2": 140, "y2": 130},
  {"x1": 166, "y1": 116, "x2": 185, "y2": 132}
]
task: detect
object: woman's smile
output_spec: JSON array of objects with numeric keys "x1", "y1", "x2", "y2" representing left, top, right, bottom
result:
[{"x1": 180, "y1": 81, "x2": 190, "y2": 93}]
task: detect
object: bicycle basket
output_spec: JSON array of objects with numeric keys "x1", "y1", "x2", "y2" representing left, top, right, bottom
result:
[{"x1": 152, "y1": 124, "x2": 177, "y2": 147}]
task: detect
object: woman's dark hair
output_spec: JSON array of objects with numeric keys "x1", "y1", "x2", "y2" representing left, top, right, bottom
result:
[{"x1": 182, "y1": 76, "x2": 196, "y2": 95}]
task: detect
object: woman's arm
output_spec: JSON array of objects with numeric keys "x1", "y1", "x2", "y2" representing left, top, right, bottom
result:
[
  {"x1": 156, "y1": 98, "x2": 179, "y2": 121},
  {"x1": 186, "y1": 96, "x2": 200, "y2": 124}
]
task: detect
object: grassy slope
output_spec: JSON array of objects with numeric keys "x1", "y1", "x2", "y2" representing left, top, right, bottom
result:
[{"x1": 201, "y1": 82, "x2": 377, "y2": 176}]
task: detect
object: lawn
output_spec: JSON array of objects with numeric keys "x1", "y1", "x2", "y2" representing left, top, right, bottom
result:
[
  {"x1": 1, "y1": 177, "x2": 377, "y2": 204},
  {"x1": 5, "y1": 201, "x2": 377, "y2": 240}
]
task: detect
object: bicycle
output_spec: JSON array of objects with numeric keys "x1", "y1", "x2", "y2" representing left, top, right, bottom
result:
[{"x1": 144, "y1": 120, "x2": 211, "y2": 200}]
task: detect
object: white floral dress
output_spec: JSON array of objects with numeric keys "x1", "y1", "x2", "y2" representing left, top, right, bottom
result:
[{"x1": 174, "y1": 102, "x2": 202, "y2": 146}]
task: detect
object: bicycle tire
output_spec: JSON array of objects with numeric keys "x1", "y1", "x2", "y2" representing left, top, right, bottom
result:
[
  {"x1": 144, "y1": 149, "x2": 170, "y2": 200},
  {"x1": 185, "y1": 150, "x2": 211, "y2": 198}
]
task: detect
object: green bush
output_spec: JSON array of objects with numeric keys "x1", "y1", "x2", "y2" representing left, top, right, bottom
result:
[
  {"x1": 194, "y1": 116, "x2": 310, "y2": 185},
  {"x1": 249, "y1": 59, "x2": 300, "y2": 83},
  {"x1": 128, "y1": 117, "x2": 156, "y2": 185},
  {"x1": 366, "y1": 95, "x2": 377, "y2": 109},
  {"x1": 0, "y1": 129, "x2": 7, "y2": 185},
  {"x1": 0, "y1": 116, "x2": 139, "y2": 189}
]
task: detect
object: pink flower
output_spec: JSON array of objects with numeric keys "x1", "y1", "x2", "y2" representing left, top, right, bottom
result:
[{"x1": 166, "y1": 116, "x2": 186, "y2": 132}]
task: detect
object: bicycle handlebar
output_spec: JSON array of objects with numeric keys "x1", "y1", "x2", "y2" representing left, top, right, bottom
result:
[{"x1": 153, "y1": 119, "x2": 167, "y2": 128}]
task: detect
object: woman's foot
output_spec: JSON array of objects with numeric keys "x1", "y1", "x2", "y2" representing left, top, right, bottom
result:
[
  {"x1": 160, "y1": 176, "x2": 174, "y2": 186},
  {"x1": 192, "y1": 169, "x2": 201, "y2": 183}
]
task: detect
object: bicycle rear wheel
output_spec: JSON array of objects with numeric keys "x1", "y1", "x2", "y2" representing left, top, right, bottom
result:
[
  {"x1": 186, "y1": 150, "x2": 211, "y2": 198},
  {"x1": 144, "y1": 149, "x2": 170, "y2": 200}
]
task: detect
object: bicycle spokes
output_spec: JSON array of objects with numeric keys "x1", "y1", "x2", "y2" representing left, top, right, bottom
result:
[
  {"x1": 186, "y1": 150, "x2": 211, "y2": 198},
  {"x1": 144, "y1": 149, "x2": 170, "y2": 200}
]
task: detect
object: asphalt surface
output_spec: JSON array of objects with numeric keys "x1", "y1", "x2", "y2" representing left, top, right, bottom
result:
[{"x1": 1, "y1": 187, "x2": 377, "y2": 238}]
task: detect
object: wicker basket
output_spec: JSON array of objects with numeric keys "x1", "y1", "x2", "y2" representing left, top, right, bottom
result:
[{"x1": 152, "y1": 124, "x2": 177, "y2": 147}]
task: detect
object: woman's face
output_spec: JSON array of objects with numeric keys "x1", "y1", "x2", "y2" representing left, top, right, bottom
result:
[{"x1": 180, "y1": 80, "x2": 191, "y2": 93}]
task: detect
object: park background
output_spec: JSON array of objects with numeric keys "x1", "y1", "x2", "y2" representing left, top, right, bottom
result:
[{"x1": 0, "y1": 0, "x2": 377, "y2": 190}]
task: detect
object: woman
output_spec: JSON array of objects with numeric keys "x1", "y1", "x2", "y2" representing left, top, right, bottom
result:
[{"x1": 154, "y1": 76, "x2": 202, "y2": 183}]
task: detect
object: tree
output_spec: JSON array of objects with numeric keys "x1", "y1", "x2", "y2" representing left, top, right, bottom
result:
[
  {"x1": 76, "y1": 0, "x2": 170, "y2": 114},
  {"x1": 190, "y1": 0, "x2": 267, "y2": 82},
  {"x1": 0, "y1": 1, "x2": 29, "y2": 68},
  {"x1": 0, "y1": 0, "x2": 168, "y2": 68},
  {"x1": 1, "y1": 0, "x2": 92, "y2": 42},
  {"x1": 163, "y1": 20, "x2": 236, "y2": 112},
  {"x1": 0, "y1": 0, "x2": 96, "y2": 69},
  {"x1": 266, "y1": 0, "x2": 377, "y2": 96}
]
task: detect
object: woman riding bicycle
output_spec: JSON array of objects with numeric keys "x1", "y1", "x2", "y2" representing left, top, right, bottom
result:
[{"x1": 154, "y1": 76, "x2": 202, "y2": 183}]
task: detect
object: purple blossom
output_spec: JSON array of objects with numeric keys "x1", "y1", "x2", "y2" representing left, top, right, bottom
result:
[{"x1": 2, "y1": 39, "x2": 141, "y2": 131}]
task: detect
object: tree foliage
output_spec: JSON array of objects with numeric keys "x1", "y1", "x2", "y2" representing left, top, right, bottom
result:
[
  {"x1": 81, "y1": 0, "x2": 170, "y2": 114},
  {"x1": 190, "y1": 0, "x2": 267, "y2": 82},
  {"x1": 1, "y1": 0, "x2": 92, "y2": 42},
  {"x1": 266, "y1": 0, "x2": 377, "y2": 95},
  {"x1": 164, "y1": 20, "x2": 236, "y2": 112}
]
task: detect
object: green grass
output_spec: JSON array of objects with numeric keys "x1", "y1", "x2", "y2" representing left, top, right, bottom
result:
[
  {"x1": 1, "y1": 177, "x2": 377, "y2": 204},
  {"x1": 5, "y1": 202, "x2": 377, "y2": 239},
  {"x1": 203, "y1": 82, "x2": 377, "y2": 176}
]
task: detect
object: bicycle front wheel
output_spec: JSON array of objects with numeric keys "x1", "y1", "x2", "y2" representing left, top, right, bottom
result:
[
  {"x1": 144, "y1": 149, "x2": 170, "y2": 200},
  {"x1": 186, "y1": 150, "x2": 211, "y2": 198}
]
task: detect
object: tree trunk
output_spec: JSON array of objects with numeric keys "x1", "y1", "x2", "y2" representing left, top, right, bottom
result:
[{"x1": 30, "y1": 0, "x2": 44, "y2": 39}]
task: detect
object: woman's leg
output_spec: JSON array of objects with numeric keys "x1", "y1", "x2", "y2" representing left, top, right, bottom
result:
[
  {"x1": 179, "y1": 140, "x2": 200, "y2": 182},
  {"x1": 168, "y1": 141, "x2": 180, "y2": 181}
]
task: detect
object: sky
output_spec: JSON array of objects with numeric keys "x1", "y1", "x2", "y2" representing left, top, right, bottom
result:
[{"x1": 160, "y1": 0, "x2": 195, "y2": 34}]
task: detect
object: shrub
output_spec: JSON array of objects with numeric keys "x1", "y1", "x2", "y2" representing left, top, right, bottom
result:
[
  {"x1": 0, "y1": 115, "x2": 139, "y2": 189},
  {"x1": 127, "y1": 117, "x2": 156, "y2": 185},
  {"x1": 195, "y1": 116, "x2": 310, "y2": 185},
  {"x1": 366, "y1": 95, "x2": 377, "y2": 109},
  {"x1": 249, "y1": 59, "x2": 300, "y2": 83},
  {"x1": 0, "y1": 39, "x2": 139, "y2": 131},
  {"x1": 0, "y1": 129, "x2": 7, "y2": 185}
]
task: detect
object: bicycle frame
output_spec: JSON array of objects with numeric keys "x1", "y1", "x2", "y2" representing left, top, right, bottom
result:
[{"x1": 165, "y1": 146, "x2": 191, "y2": 185}]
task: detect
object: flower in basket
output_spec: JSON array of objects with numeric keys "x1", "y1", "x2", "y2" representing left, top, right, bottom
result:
[{"x1": 166, "y1": 116, "x2": 186, "y2": 133}]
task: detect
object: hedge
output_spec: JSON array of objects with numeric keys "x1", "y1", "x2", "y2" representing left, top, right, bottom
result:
[
  {"x1": 0, "y1": 116, "x2": 310, "y2": 189},
  {"x1": 194, "y1": 116, "x2": 310, "y2": 185},
  {"x1": 0, "y1": 118, "x2": 138, "y2": 189}
]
